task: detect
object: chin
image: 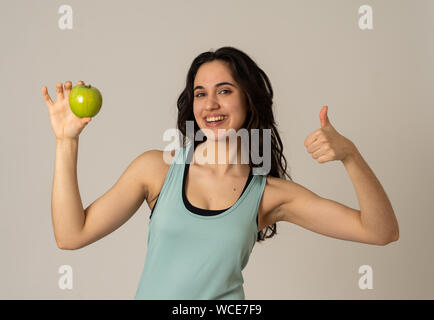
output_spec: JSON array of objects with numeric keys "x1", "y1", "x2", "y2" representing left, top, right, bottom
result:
[{"x1": 203, "y1": 131, "x2": 228, "y2": 142}]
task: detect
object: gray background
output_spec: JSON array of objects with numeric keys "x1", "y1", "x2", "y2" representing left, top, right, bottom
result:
[{"x1": 1, "y1": 0, "x2": 433, "y2": 299}]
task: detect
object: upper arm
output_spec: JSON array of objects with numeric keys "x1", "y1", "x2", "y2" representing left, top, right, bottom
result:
[
  {"x1": 71, "y1": 150, "x2": 159, "y2": 250},
  {"x1": 271, "y1": 178, "x2": 390, "y2": 245}
]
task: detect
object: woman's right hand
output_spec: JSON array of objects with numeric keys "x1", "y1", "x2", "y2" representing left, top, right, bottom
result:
[{"x1": 42, "y1": 81, "x2": 92, "y2": 141}]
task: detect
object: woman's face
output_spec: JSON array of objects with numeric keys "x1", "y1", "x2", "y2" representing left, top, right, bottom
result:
[{"x1": 193, "y1": 60, "x2": 248, "y2": 141}]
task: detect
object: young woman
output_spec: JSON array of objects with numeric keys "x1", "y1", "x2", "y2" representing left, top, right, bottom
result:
[{"x1": 41, "y1": 46, "x2": 399, "y2": 300}]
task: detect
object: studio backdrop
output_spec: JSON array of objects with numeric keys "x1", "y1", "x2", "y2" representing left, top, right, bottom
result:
[{"x1": 0, "y1": 0, "x2": 433, "y2": 299}]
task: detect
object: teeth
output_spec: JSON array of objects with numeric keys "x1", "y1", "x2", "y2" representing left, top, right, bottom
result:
[{"x1": 206, "y1": 116, "x2": 225, "y2": 122}]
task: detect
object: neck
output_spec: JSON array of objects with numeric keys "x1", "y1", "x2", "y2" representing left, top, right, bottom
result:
[{"x1": 193, "y1": 137, "x2": 250, "y2": 176}]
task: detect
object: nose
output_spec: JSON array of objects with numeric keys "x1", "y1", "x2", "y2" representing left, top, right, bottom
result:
[{"x1": 205, "y1": 95, "x2": 220, "y2": 111}]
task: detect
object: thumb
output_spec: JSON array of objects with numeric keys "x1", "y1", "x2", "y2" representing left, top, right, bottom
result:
[
  {"x1": 82, "y1": 117, "x2": 92, "y2": 125},
  {"x1": 320, "y1": 105, "x2": 331, "y2": 128}
]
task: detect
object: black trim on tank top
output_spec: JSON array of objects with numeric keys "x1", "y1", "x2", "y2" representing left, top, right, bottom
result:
[
  {"x1": 150, "y1": 144, "x2": 258, "y2": 228},
  {"x1": 150, "y1": 193, "x2": 159, "y2": 219},
  {"x1": 150, "y1": 166, "x2": 253, "y2": 218},
  {"x1": 182, "y1": 161, "x2": 253, "y2": 216}
]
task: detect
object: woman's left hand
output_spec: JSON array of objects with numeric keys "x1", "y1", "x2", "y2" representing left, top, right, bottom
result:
[{"x1": 304, "y1": 106, "x2": 357, "y2": 163}]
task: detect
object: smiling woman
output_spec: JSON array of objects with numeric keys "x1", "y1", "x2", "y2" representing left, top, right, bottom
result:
[
  {"x1": 43, "y1": 45, "x2": 398, "y2": 301},
  {"x1": 133, "y1": 47, "x2": 294, "y2": 300},
  {"x1": 176, "y1": 47, "x2": 291, "y2": 241}
]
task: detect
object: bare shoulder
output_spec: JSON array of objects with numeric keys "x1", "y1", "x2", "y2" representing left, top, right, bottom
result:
[
  {"x1": 259, "y1": 175, "x2": 300, "y2": 224},
  {"x1": 136, "y1": 148, "x2": 177, "y2": 203}
]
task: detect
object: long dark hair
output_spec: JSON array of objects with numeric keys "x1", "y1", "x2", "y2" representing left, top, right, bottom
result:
[{"x1": 176, "y1": 46, "x2": 292, "y2": 242}]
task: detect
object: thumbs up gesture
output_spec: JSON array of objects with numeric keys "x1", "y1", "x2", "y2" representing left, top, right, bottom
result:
[{"x1": 304, "y1": 106, "x2": 357, "y2": 163}]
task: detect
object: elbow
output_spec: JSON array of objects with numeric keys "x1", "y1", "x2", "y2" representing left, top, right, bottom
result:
[
  {"x1": 377, "y1": 232, "x2": 399, "y2": 246},
  {"x1": 391, "y1": 231, "x2": 400, "y2": 243},
  {"x1": 55, "y1": 230, "x2": 85, "y2": 250},
  {"x1": 389, "y1": 226, "x2": 400, "y2": 243},
  {"x1": 56, "y1": 239, "x2": 78, "y2": 250}
]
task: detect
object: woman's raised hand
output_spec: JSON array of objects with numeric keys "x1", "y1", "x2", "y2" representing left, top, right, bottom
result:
[{"x1": 42, "y1": 81, "x2": 92, "y2": 141}]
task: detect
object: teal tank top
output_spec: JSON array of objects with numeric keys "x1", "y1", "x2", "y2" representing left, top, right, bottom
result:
[{"x1": 134, "y1": 142, "x2": 267, "y2": 300}]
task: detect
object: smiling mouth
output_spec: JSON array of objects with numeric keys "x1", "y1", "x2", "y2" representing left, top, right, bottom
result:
[{"x1": 205, "y1": 115, "x2": 227, "y2": 127}]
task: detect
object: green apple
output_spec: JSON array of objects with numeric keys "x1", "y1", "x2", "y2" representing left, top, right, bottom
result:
[{"x1": 69, "y1": 84, "x2": 103, "y2": 118}]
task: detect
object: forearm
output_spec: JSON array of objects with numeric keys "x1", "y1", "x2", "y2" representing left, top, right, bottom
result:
[
  {"x1": 342, "y1": 144, "x2": 399, "y2": 242},
  {"x1": 52, "y1": 138, "x2": 85, "y2": 248}
]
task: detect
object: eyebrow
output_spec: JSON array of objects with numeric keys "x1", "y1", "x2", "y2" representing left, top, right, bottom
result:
[{"x1": 193, "y1": 82, "x2": 236, "y2": 92}]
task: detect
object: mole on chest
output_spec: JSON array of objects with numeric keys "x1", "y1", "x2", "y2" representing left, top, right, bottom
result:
[{"x1": 188, "y1": 184, "x2": 241, "y2": 210}]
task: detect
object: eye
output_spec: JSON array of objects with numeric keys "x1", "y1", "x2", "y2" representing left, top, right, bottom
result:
[{"x1": 195, "y1": 89, "x2": 231, "y2": 98}]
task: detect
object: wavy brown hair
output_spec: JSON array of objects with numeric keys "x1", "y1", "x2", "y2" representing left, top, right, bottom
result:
[{"x1": 176, "y1": 46, "x2": 292, "y2": 242}]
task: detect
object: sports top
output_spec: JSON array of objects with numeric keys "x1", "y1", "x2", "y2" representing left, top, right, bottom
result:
[{"x1": 134, "y1": 142, "x2": 267, "y2": 300}]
